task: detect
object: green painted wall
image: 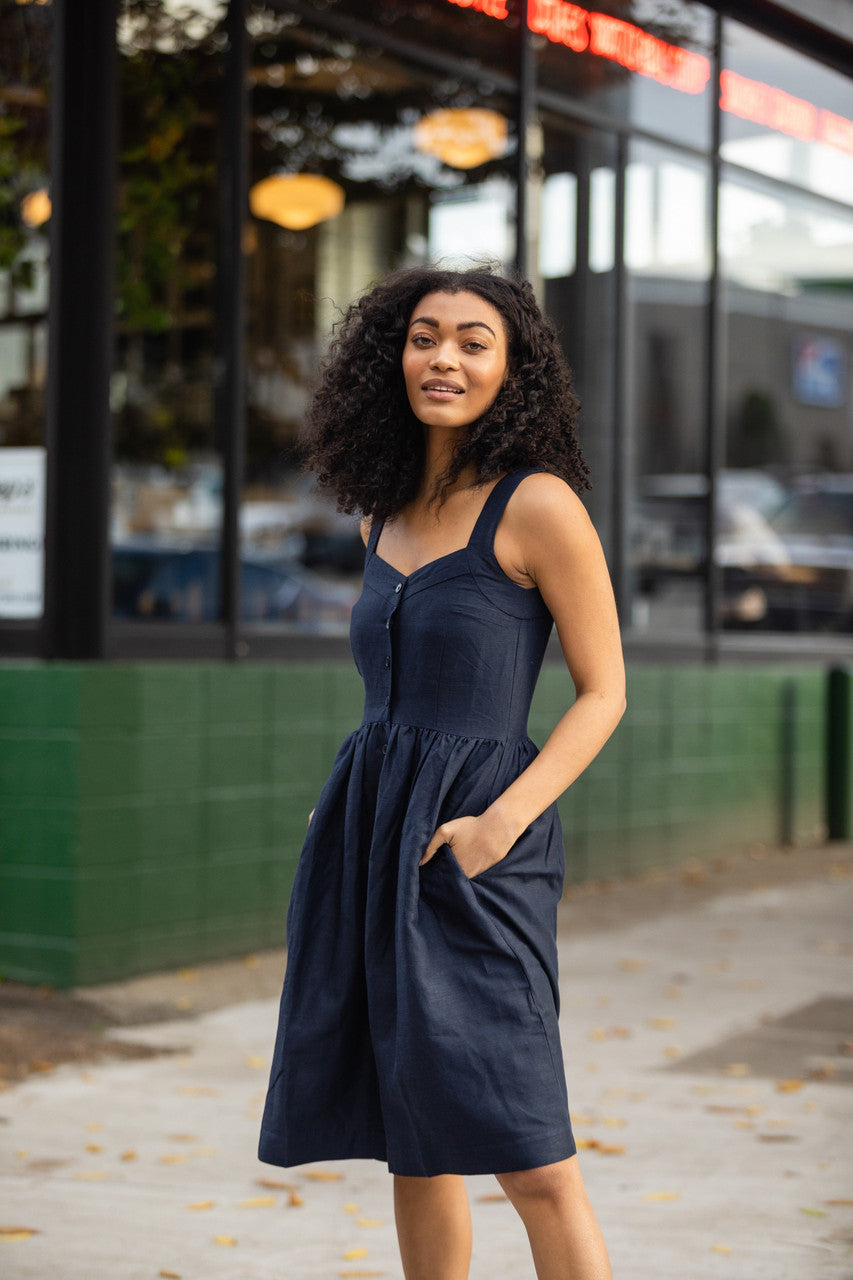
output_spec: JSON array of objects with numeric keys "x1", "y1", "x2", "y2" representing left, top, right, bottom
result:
[{"x1": 0, "y1": 660, "x2": 839, "y2": 988}]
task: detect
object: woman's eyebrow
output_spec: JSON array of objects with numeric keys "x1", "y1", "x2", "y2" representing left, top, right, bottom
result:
[{"x1": 408, "y1": 316, "x2": 497, "y2": 339}]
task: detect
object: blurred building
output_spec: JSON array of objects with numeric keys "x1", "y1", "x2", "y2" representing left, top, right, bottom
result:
[{"x1": 0, "y1": 0, "x2": 852, "y2": 985}]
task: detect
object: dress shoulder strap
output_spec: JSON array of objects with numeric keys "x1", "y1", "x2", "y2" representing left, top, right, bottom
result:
[
  {"x1": 365, "y1": 514, "x2": 385, "y2": 561},
  {"x1": 468, "y1": 468, "x2": 543, "y2": 556}
]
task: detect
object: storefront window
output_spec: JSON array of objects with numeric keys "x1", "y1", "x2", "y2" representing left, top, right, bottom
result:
[
  {"x1": 110, "y1": 0, "x2": 226, "y2": 624},
  {"x1": 624, "y1": 140, "x2": 711, "y2": 636},
  {"x1": 0, "y1": 0, "x2": 52, "y2": 621},
  {"x1": 717, "y1": 171, "x2": 853, "y2": 634},
  {"x1": 721, "y1": 20, "x2": 853, "y2": 205},
  {"x1": 535, "y1": 0, "x2": 715, "y2": 151},
  {"x1": 537, "y1": 115, "x2": 618, "y2": 558},
  {"x1": 241, "y1": 5, "x2": 517, "y2": 633}
]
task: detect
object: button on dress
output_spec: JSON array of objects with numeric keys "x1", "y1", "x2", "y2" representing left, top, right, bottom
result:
[{"x1": 258, "y1": 469, "x2": 576, "y2": 1177}]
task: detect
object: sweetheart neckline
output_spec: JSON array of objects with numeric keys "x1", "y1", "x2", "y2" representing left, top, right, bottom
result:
[{"x1": 371, "y1": 545, "x2": 538, "y2": 592}]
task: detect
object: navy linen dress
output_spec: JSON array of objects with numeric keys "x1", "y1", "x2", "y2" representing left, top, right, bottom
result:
[{"x1": 258, "y1": 468, "x2": 576, "y2": 1177}]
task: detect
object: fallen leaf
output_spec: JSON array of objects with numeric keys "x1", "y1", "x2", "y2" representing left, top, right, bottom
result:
[
  {"x1": 84, "y1": 1143, "x2": 103, "y2": 1153},
  {"x1": 15, "y1": 1150, "x2": 27, "y2": 1159},
  {"x1": 84, "y1": 1122, "x2": 103, "y2": 1132},
  {"x1": 711, "y1": 1244, "x2": 732, "y2": 1254},
  {"x1": 305, "y1": 1170, "x2": 344, "y2": 1181},
  {"x1": 618, "y1": 958, "x2": 647, "y2": 972},
  {"x1": 343, "y1": 1247, "x2": 369, "y2": 1259},
  {"x1": 214, "y1": 1234, "x2": 237, "y2": 1246},
  {"x1": 588, "y1": 1028, "x2": 607, "y2": 1042},
  {"x1": 776, "y1": 1079, "x2": 804, "y2": 1093},
  {"x1": 175, "y1": 997, "x2": 194, "y2": 1011},
  {"x1": 826, "y1": 1198, "x2": 853, "y2": 1206},
  {"x1": 159, "y1": 1271, "x2": 182, "y2": 1278},
  {"x1": 245, "y1": 1056, "x2": 268, "y2": 1070},
  {"x1": 610, "y1": 1026, "x2": 631, "y2": 1039},
  {"x1": 344, "y1": 1203, "x2": 360, "y2": 1214},
  {"x1": 722, "y1": 1063, "x2": 750, "y2": 1077},
  {"x1": 800, "y1": 1207, "x2": 827, "y2": 1217},
  {"x1": 30, "y1": 1060, "x2": 55, "y2": 1073},
  {"x1": 603, "y1": 1116, "x2": 626, "y2": 1128},
  {"x1": 159, "y1": 1154, "x2": 189, "y2": 1164},
  {"x1": 257, "y1": 1177, "x2": 297, "y2": 1190},
  {"x1": 243, "y1": 954, "x2": 260, "y2": 968},
  {"x1": 808, "y1": 1063, "x2": 836, "y2": 1081},
  {"x1": 0, "y1": 1226, "x2": 40, "y2": 1241},
  {"x1": 358, "y1": 1218, "x2": 384, "y2": 1227},
  {"x1": 178, "y1": 1086, "x2": 220, "y2": 1097},
  {"x1": 663, "y1": 1046, "x2": 682, "y2": 1059},
  {"x1": 476, "y1": 1193, "x2": 509, "y2": 1202},
  {"x1": 186, "y1": 1201, "x2": 214, "y2": 1211},
  {"x1": 647, "y1": 1017, "x2": 677, "y2": 1030},
  {"x1": 120, "y1": 1149, "x2": 137, "y2": 1161},
  {"x1": 643, "y1": 1191, "x2": 680, "y2": 1202},
  {"x1": 178, "y1": 968, "x2": 199, "y2": 982},
  {"x1": 289, "y1": 1190, "x2": 304, "y2": 1207},
  {"x1": 239, "y1": 1197, "x2": 276, "y2": 1208}
]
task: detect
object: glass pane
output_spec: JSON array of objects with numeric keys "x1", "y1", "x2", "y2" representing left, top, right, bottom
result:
[
  {"x1": 110, "y1": 1, "x2": 227, "y2": 623},
  {"x1": 0, "y1": 0, "x2": 52, "y2": 620},
  {"x1": 536, "y1": 116, "x2": 618, "y2": 558},
  {"x1": 625, "y1": 141, "x2": 711, "y2": 636},
  {"x1": 242, "y1": 4, "x2": 517, "y2": 634},
  {"x1": 535, "y1": 0, "x2": 715, "y2": 150},
  {"x1": 718, "y1": 171, "x2": 853, "y2": 634},
  {"x1": 721, "y1": 20, "x2": 853, "y2": 204}
]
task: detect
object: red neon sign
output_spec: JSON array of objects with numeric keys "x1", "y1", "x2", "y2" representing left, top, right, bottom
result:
[{"x1": 444, "y1": 0, "x2": 853, "y2": 159}]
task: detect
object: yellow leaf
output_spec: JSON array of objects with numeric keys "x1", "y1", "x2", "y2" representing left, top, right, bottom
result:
[
  {"x1": 15, "y1": 1150, "x2": 27, "y2": 1159},
  {"x1": 712, "y1": 1244, "x2": 732, "y2": 1254},
  {"x1": 357, "y1": 1218, "x2": 384, "y2": 1227},
  {"x1": 0, "y1": 1227, "x2": 39, "y2": 1241},
  {"x1": 169, "y1": 1133, "x2": 199, "y2": 1143},
  {"x1": 239, "y1": 1197, "x2": 276, "y2": 1208},
  {"x1": 159, "y1": 1271, "x2": 182, "y2": 1278},
  {"x1": 159, "y1": 1154, "x2": 189, "y2": 1164},
  {"x1": 178, "y1": 968, "x2": 199, "y2": 982},
  {"x1": 120, "y1": 1149, "x2": 137, "y2": 1161},
  {"x1": 344, "y1": 1203, "x2": 360, "y2": 1213},
  {"x1": 722, "y1": 1063, "x2": 750, "y2": 1077},
  {"x1": 663, "y1": 1046, "x2": 682, "y2": 1059},
  {"x1": 245, "y1": 1056, "x2": 268, "y2": 1070},
  {"x1": 643, "y1": 1191, "x2": 680, "y2": 1202},
  {"x1": 243, "y1": 954, "x2": 260, "y2": 968},
  {"x1": 84, "y1": 1143, "x2": 103, "y2": 1153},
  {"x1": 647, "y1": 1017, "x2": 677, "y2": 1030},
  {"x1": 800, "y1": 1207, "x2": 827, "y2": 1217},
  {"x1": 74, "y1": 1171, "x2": 108, "y2": 1180},
  {"x1": 603, "y1": 1116, "x2": 626, "y2": 1128},
  {"x1": 343, "y1": 1247, "x2": 369, "y2": 1260},
  {"x1": 213, "y1": 1234, "x2": 237, "y2": 1246},
  {"x1": 597, "y1": 1143, "x2": 626, "y2": 1155},
  {"x1": 84, "y1": 1122, "x2": 104, "y2": 1132},
  {"x1": 186, "y1": 1201, "x2": 214, "y2": 1211},
  {"x1": 588, "y1": 1027, "x2": 607, "y2": 1042},
  {"x1": 776, "y1": 1079, "x2": 804, "y2": 1092},
  {"x1": 289, "y1": 1190, "x2": 304, "y2": 1207},
  {"x1": 178, "y1": 1086, "x2": 220, "y2": 1097},
  {"x1": 257, "y1": 1177, "x2": 297, "y2": 1190},
  {"x1": 305, "y1": 1170, "x2": 344, "y2": 1181}
]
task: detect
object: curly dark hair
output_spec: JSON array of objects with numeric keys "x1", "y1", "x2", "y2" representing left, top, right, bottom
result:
[{"x1": 303, "y1": 264, "x2": 590, "y2": 520}]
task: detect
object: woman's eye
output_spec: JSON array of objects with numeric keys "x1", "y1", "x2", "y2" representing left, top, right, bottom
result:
[{"x1": 411, "y1": 334, "x2": 433, "y2": 347}]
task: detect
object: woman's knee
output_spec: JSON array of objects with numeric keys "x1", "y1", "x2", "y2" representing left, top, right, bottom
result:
[{"x1": 497, "y1": 1156, "x2": 583, "y2": 1205}]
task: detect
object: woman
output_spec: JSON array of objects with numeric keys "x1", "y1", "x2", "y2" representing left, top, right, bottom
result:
[{"x1": 259, "y1": 264, "x2": 626, "y2": 1280}]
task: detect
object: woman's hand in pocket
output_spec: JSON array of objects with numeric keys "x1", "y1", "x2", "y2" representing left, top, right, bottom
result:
[{"x1": 419, "y1": 812, "x2": 517, "y2": 879}]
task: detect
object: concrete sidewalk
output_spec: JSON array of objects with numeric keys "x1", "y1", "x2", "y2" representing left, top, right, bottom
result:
[{"x1": 2, "y1": 845, "x2": 852, "y2": 1280}]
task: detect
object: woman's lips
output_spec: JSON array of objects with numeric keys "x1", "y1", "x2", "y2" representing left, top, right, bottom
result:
[{"x1": 422, "y1": 382, "x2": 464, "y2": 401}]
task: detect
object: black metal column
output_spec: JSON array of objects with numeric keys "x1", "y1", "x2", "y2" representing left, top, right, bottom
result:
[
  {"x1": 43, "y1": 0, "x2": 118, "y2": 660},
  {"x1": 215, "y1": 0, "x2": 249, "y2": 659},
  {"x1": 514, "y1": 0, "x2": 535, "y2": 278}
]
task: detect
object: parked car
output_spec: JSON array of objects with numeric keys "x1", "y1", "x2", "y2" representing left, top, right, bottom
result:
[
  {"x1": 719, "y1": 474, "x2": 853, "y2": 632},
  {"x1": 112, "y1": 542, "x2": 357, "y2": 630}
]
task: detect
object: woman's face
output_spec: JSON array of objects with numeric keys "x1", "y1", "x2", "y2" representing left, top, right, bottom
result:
[{"x1": 402, "y1": 290, "x2": 508, "y2": 430}]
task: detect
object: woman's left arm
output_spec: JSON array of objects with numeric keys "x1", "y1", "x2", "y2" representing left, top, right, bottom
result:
[{"x1": 421, "y1": 474, "x2": 627, "y2": 874}]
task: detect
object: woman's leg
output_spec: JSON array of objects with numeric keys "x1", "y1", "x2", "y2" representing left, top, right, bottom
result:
[
  {"x1": 497, "y1": 1155, "x2": 612, "y2": 1280},
  {"x1": 393, "y1": 1173, "x2": 472, "y2": 1280}
]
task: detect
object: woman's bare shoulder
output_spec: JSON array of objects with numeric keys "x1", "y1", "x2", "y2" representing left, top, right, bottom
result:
[{"x1": 510, "y1": 472, "x2": 591, "y2": 533}]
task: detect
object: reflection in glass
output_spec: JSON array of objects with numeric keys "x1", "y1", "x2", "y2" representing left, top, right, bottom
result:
[
  {"x1": 717, "y1": 172, "x2": 853, "y2": 633},
  {"x1": 110, "y1": 0, "x2": 226, "y2": 622},
  {"x1": 721, "y1": 20, "x2": 853, "y2": 205},
  {"x1": 0, "y1": 0, "x2": 52, "y2": 621},
  {"x1": 624, "y1": 142, "x2": 710, "y2": 635},
  {"x1": 242, "y1": 6, "x2": 517, "y2": 632}
]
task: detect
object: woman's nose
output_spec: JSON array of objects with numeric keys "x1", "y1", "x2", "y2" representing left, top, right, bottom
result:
[{"x1": 429, "y1": 342, "x2": 459, "y2": 369}]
